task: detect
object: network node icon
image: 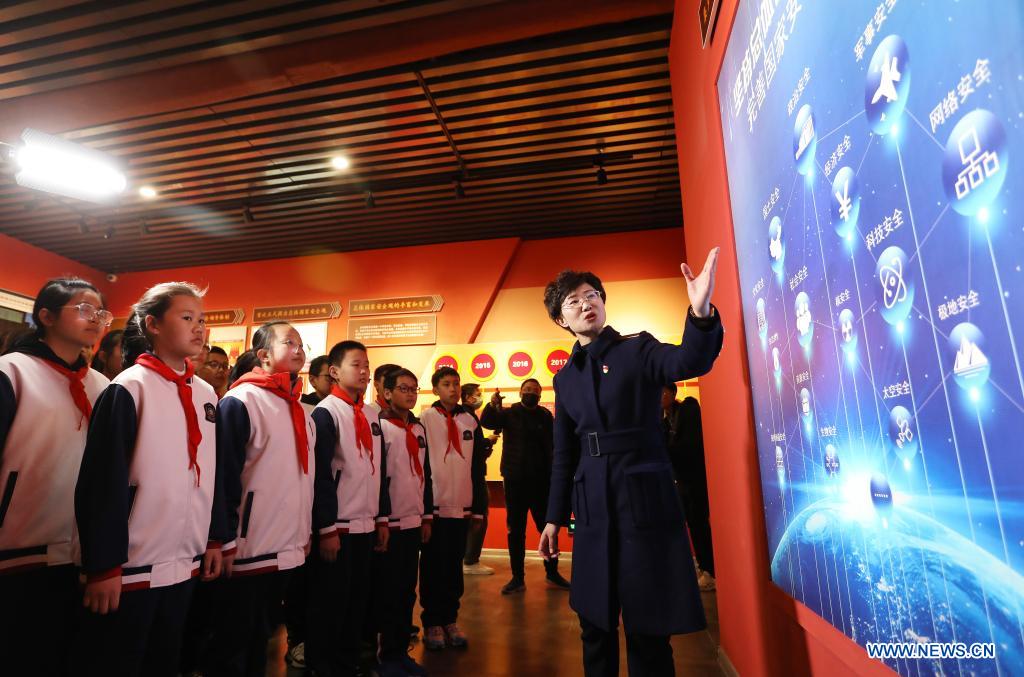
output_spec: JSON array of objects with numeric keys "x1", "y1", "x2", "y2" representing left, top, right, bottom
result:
[
  {"x1": 795, "y1": 292, "x2": 814, "y2": 348},
  {"x1": 875, "y1": 246, "x2": 914, "y2": 326},
  {"x1": 793, "y1": 105, "x2": 817, "y2": 175},
  {"x1": 942, "y1": 109, "x2": 1009, "y2": 216},
  {"x1": 949, "y1": 322, "x2": 991, "y2": 390},
  {"x1": 831, "y1": 167, "x2": 861, "y2": 237}
]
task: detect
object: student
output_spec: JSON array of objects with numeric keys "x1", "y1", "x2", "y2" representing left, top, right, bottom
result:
[
  {"x1": 302, "y1": 354, "x2": 332, "y2": 408},
  {"x1": 91, "y1": 328, "x2": 125, "y2": 380},
  {"x1": 204, "y1": 321, "x2": 316, "y2": 677},
  {"x1": 367, "y1": 362, "x2": 399, "y2": 413},
  {"x1": 418, "y1": 367, "x2": 487, "y2": 650},
  {"x1": 377, "y1": 368, "x2": 432, "y2": 677},
  {"x1": 73, "y1": 282, "x2": 229, "y2": 677},
  {"x1": 308, "y1": 340, "x2": 389, "y2": 677},
  {"x1": 228, "y1": 350, "x2": 260, "y2": 389},
  {"x1": 0, "y1": 277, "x2": 112, "y2": 676},
  {"x1": 460, "y1": 383, "x2": 494, "y2": 576}
]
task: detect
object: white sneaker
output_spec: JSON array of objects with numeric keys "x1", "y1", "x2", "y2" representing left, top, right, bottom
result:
[
  {"x1": 698, "y1": 571, "x2": 716, "y2": 591},
  {"x1": 463, "y1": 562, "x2": 495, "y2": 575},
  {"x1": 285, "y1": 642, "x2": 306, "y2": 668}
]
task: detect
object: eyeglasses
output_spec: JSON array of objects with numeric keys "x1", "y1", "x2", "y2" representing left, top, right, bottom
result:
[
  {"x1": 280, "y1": 339, "x2": 309, "y2": 354},
  {"x1": 391, "y1": 385, "x2": 418, "y2": 395},
  {"x1": 561, "y1": 289, "x2": 603, "y2": 312},
  {"x1": 64, "y1": 303, "x2": 114, "y2": 327},
  {"x1": 204, "y1": 361, "x2": 229, "y2": 372}
]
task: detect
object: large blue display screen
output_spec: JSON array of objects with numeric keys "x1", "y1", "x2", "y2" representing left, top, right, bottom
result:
[{"x1": 717, "y1": 1, "x2": 1024, "y2": 673}]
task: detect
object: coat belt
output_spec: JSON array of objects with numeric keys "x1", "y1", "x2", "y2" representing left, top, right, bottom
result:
[{"x1": 580, "y1": 428, "x2": 658, "y2": 457}]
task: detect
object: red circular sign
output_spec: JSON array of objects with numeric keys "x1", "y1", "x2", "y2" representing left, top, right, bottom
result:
[
  {"x1": 508, "y1": 351, "x2": 535, "y2": 379},
  {"x1": 434, "y1": 355, "x2": 458, "y2": 373},
  {"x1": 546, "y1": 349, "x2": 571, "y2": 375},
  {"x1": 470, "y1": 353, "x2": 496, "y2": 380}
]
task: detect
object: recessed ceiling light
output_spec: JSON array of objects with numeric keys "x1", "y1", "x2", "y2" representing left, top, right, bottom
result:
[
  {"x1": 331, "y1": 155, "x2": 351, "y2": 171},
  {"x1": 139, "y1": 185, "x2": 157, "y2": 199}
]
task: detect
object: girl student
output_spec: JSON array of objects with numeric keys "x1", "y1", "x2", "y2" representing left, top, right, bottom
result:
[
  {"x1": 0, "y1": 277, "x2": 112, "y2": 676},
  {"x1": 203, "y1": 321, "x2": 317, "y2": 677},
  {"x1": 308, "y1": 340, "x2": 389, "y2": 677},
  {"x1": 73, "y1": 281, "x2": 229, "y2": 677},
  {"x1": 376, "y1": 368, "x2": 432, "y2": 677}
]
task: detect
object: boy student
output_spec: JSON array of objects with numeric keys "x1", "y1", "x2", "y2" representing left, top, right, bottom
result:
[
  {"x1": 367, "y1": 362, "x2": 399, "y2": 413},
  {"x1": 376, "y1": 368, "x2": 431, "y2": 677},
  {"x1": 418, "y1": 366, "x2": 487, "y2": 650},
  {"x1": 308, "y1": 340, "x2": 389, "y2": 677},
  {"x1": 204, "y1": 321, "x2": 317, "y2": 677}
]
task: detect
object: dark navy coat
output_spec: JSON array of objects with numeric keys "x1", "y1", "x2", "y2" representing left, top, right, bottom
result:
[{"x1": 546, "y1": 308, "x2": 724, "y2": 636}]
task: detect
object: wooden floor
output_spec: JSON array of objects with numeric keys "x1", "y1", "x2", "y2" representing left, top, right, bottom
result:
[{"x1": 267, "y1": 551, "x2": 724, "y2": 676}]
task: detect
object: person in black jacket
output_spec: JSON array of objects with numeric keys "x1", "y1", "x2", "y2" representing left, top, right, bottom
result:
[
  {"x1": 662, "y1": 386, "x2": 715, "y2": 591},
  {"x1": 480, "y1": 379, "x2": 570, "y2": 594},
  {"x1": 538, "y1": 248, "x2": 722, "y2": 677}
]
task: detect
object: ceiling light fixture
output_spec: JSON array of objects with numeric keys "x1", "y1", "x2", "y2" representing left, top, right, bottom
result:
[
  {"x1": 331, "y1": 155, "x2": 351, "y2": 171},
  {"x1": 139, "y1": 185, "x2": 157, "y2": 199},
  {"x1": 14, "y1": 128, "x2": 126, "y2": 204}
]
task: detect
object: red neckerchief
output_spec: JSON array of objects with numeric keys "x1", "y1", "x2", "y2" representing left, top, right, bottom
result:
[
  {"x1": 433, "y1": 403, "x2": 465, "y2": 462},
  {"x1": 382, "y1": 411, "x2": 424, "y2": 486},
  {"x1": 230, "y1": 368, "x2": 309, "y2": 474},
  {"x1": 331, "y1": 386, "x2": 375, "y2": 474},
  {"x1": 41, "y1": 361, "x2": 92, "y2": 430},
  {"x1": 136, "y1": 353, "x2": 202, "y2": 486}
]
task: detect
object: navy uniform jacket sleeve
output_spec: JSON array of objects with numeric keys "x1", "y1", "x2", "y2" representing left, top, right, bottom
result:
[
  {"x1": 215, "y1": 397, "x2": 251, "y2": 542},
  {"x1": 638, "y1": 306, "x2": 724, "y2": 386},
  {"x1": 479, "y1": 403, "x2": 506, "y2": 431},
  {"x1": 0, "y1": 372, "x2": 16, "y2": 467},
  {"x1": 377, "y1": 433, "x2": 390, "y2": 521},
  {"x1": 546, "y1": 386, "x2": 580, "y2": 526},
  {"x1": 470, "y1": 424, "x2": 487, "y2": 517},
  {"x1": 75, "y1": 383, "x2": 137, "y2": 577},
  {"x1": 311, "y1": 408, "x2": 338, "y2": 534},
  {"x1": 422, "y1": 435, "x2": 434, "y2": 518}
]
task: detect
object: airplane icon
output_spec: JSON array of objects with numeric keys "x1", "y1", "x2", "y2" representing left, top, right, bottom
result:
[{"x1": 872, "y1": 53, "x2": 901, "y2": 105}]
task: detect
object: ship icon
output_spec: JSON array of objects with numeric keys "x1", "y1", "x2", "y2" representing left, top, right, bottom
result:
[{"x1": 953, "y1": 335, "x2": 988, "y2": 379}]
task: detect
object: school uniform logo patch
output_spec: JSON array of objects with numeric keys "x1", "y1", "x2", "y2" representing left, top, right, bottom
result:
[
  {"x1": 371, "y1": 422, "x2": 382, "y2": 436},
  {"x1": 204, "y1": 403, "x2": 217, "y2": 422},
  {"x1": 462, "y1": 430, "x2": 473, "y2": 441}
]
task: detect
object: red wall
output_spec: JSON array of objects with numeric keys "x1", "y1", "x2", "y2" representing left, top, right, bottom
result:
[
  {"x1": 0, "y1": 233, "x2": 108, "y2": 299},
  {"x1": 668, "y1": 3, "x2": 892, "y2": 675}
]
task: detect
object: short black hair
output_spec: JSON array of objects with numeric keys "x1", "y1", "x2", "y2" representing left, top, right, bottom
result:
[
  {"x1": 327, "y1": 340, "x2": 366, "y2": 366},
  {"x1": 91, "y1": 329, "x2": 124, "y2": 370},
  {"x1": 228, "y1": 350, "x2": 260, "y2": 385},
  {"x1": 460, "y1": 383, "x2": 480, "y2": 401},
  {"x1": 663, "y1": 382, "x2": 678, "y2": 396},
  {"x1": 374, "y1": 363, "x2": 400, "y2": 382},
  {"x1": 309, "y1": 355, "x2": 330, "y2": 377},
  {"x1": 208, "y1": 346, "x2": 228, "y2": 358},
  {"x1": 543, "y1": 269, "x2": 606, "y2": 334},
  {"x1": 383, "y1": 368, "x2": 417, "y2": 391},
  {"x1": 431, "y1": 366, "x2": 459, "y2": 388},
  {"x1": 520, "y1": 378, "x2": 541, "y2": 391}
]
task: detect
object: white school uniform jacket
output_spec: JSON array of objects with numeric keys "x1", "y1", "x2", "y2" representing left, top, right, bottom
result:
[
  {"x1": 379, "y1": 410, "x2": 433, "y2": 530},
  {"x1": 311, "y1": 393, "x2": 387, "y2": 535},
  {"x1": 419, "y1": 402, "x2": 487, "y2": 520},
  {"x1": 0, "y1": 344, "x2": 108, "y2": 573},
  {"x1": 217, "y1": 380, "x2": 316, "y2": 575},
  {"x1": 74, "y1": 357, "x2": 228, "y2": 589}
]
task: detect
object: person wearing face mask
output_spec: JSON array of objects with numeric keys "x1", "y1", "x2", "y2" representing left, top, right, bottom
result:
[
  {"x1": 480, "y1": 379, "x2": 569, "y2": 594},
  {"x1": 459, "y1": 384, "x2": 495, "y2": 576}
]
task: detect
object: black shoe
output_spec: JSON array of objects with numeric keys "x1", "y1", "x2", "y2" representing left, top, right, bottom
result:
[
  {"x1": 546, "y1": 571, "x2": 571, "y2": 590},
  {"x1": 501, "y1": 577, "x2": 526, "y2": 595}
]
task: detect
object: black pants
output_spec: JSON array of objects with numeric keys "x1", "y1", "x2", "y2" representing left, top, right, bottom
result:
[
  {"x1": 204, "y1": 570, "x2": 289, "y2": 677},
  {"x1": 419, "y1": 517, "x2": 468, "y2": 628},
  {"x1": 580, "y1": 615, "x2": 674, "y2": 677},
  {"x1": 504, "y1": 477, "x2": 555, "y2": 579},
  {"x1": 0, "y1": 564, "x2": 79, "y2": 676},
  {"x1": 75, "y1": 578, "x2": 196, "y2": 677},
  {"x1": 679, "y1": 483, "x2": 715, "y2": 577},
  {"x1": 463, "y1": 487, "x2": 489, "y2": 565},
  {"x1": 307, "y1": 531, "x2": 374, "y2": 677},
  {"x1": 284, "y1": 558, "x2": 309, "y2": 647},
  {"x1": 179, "y1": 576, "x2": 220, "y2": 673},
  {"x1": 380, "y1": 527, "x2": 422, "y2": 659}
]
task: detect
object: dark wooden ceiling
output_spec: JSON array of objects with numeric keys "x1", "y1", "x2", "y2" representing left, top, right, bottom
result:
[{"x1": 0, "y1": 4, "x2": 681, "y2": 272}]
